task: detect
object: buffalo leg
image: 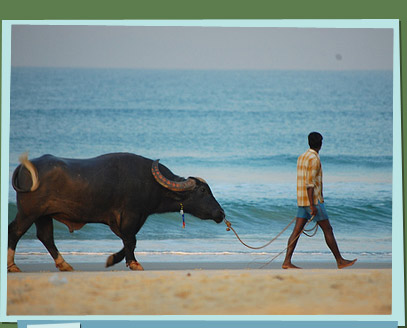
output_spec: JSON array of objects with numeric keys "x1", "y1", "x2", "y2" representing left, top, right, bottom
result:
[
  {"x1": 35, "y1": 216, "x2": 73, "y2": 271},
  {"x1": 108, "y1": 220, "x2": 144, "y2": 271},
  {"x1": 8, "y1": 212, "x2": 36, "y2": 272},
  {"x1": 105, "y1": 247, "x2": 125, "y2": 267},
  {"x1": 122, "y1": 234, "x2": 144, "y2": 271}
]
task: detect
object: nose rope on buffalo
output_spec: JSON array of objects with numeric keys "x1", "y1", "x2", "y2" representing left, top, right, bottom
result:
[{"x1": 223, "y1": 216, "x2": 318, "y2": 266}]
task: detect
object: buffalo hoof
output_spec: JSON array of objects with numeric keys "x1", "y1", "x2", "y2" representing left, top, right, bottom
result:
[
  {"x1": 127, "y1": 261, "x2": 144, "y2": 271},
  {"x1": 7, "y1": 263, "x2": 21, "y2": 273},
  {"x1": 56, "y1": 261, "x2": 74, "y2": 272},
  {"x1": 105, "y1": 254, "x2": 115, "y2": 268}
]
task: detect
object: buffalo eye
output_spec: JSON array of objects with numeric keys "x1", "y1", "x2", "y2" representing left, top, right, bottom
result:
[{"x1": 200, "y1": 187, "x2": 206, "y2": 193}]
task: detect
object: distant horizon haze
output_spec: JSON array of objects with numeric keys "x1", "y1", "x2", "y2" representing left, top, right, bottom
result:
[{"x1": 11, "y1": 25, "x2": 393, "y2": 71}]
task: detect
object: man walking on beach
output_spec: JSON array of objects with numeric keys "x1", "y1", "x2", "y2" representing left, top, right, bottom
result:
[{"x1": 282, "y1": 132, "x2": 357, "y2": 269}]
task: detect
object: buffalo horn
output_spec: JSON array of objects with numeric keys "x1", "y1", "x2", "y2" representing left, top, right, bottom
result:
[{"x1": 151, "y1": 160, "x2": 196, "y2": 191}]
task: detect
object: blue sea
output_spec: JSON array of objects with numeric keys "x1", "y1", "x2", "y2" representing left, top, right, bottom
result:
[{"x1": 7, "y1": 67, "x2": 393, "y2": 268}]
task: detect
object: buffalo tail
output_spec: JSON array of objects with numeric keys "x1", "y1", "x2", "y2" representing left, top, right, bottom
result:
[{"x1": 12, "y1": 153, "x2": 40, "y2": 192}]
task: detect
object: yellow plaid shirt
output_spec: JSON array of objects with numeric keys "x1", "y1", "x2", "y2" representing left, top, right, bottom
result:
[{"x1": 297, "y1": 148, "x2": 324, "y2": 206}]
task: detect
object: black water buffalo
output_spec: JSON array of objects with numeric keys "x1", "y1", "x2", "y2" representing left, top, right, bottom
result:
[{"x1": 8, "y1": 153, "x2": 225, "y2": 272}]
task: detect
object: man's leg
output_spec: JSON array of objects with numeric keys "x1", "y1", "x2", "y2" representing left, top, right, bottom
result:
[
  {"x1": 282, "y1": 217, "x2": 308, "y2": 269},
  {"x1": 318, "y1": 219, "x2": 357, "y2": 269}
]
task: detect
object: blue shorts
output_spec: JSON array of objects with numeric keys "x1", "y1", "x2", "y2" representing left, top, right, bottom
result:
[{"x1": 296, "y1": 201, "x2": 329, "y2": 222}]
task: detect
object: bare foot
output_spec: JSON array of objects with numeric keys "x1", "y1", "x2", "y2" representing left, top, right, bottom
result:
[
  {"x1": 282, "y1": 263, "x2": 302, "y2": 269},
  {"x1": 337, "y1": 258, "x2": 357, "y2": 269}
]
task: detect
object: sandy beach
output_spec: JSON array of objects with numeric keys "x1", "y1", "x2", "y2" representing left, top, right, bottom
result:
[{"x1": 7, "y1": 262, "x2": 391, "y2": 316}]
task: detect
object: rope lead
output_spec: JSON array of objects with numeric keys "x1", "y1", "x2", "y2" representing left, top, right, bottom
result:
[
  {"x1": 224, "y1": 215, "x2": 316, "y2": 267},
  {"x1": 224, "y1": 217, "x2": 297, "y2": 250}
]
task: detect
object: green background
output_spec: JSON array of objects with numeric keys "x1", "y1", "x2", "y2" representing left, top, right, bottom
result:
[{"x1": 0, "y1": 0, "x2": 405, "y2": 327}]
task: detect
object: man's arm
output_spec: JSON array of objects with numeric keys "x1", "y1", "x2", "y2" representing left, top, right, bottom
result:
[{"x1": 307, "y1": 186, "x2": 318, "y2": 216}]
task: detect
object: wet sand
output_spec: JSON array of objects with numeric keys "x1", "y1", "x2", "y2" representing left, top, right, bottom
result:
[{"x1": 7, "y1": 262, "x2": 391, "y2": 316}]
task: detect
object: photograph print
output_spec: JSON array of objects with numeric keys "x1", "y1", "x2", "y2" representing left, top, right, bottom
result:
[{"x1": 4, "y1": 22, "x2": 397, "y2": 316}]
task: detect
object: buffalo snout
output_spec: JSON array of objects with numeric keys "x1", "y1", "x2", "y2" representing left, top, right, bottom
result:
[{"x1": 213, "y1": 208, "x2": 225, "y2": 223}]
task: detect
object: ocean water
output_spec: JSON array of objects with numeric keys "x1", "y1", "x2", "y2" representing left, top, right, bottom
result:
[{"x1": 7, "y1": 67, "x2": 393, "y2": 267}]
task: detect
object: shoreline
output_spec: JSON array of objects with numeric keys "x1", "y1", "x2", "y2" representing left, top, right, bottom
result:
[
  {"x1": 7, "y1": 267, "x2": 391, "y2": 315},
  {"x1": 13, "y1": 260, "x2": 390, "y2": 272}
]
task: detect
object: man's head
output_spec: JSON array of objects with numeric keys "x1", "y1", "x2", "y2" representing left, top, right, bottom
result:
[{"x1": 308, "y1": 132, "x2": 323, "y2": 151}]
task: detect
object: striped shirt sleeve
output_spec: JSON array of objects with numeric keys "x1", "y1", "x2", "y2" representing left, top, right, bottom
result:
[{"x1": 305, "y1": 156, "x2": 318, "y2": 188}]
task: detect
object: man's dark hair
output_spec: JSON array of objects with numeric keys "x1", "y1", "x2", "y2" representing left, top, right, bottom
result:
[{"x1": 308, "y1": 132, "x2": 323, "y2": 149}]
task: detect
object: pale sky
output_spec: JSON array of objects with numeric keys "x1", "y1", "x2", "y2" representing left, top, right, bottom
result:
[{"x1": 11, "y1": 25, "x2": 393, "y2": 70}]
